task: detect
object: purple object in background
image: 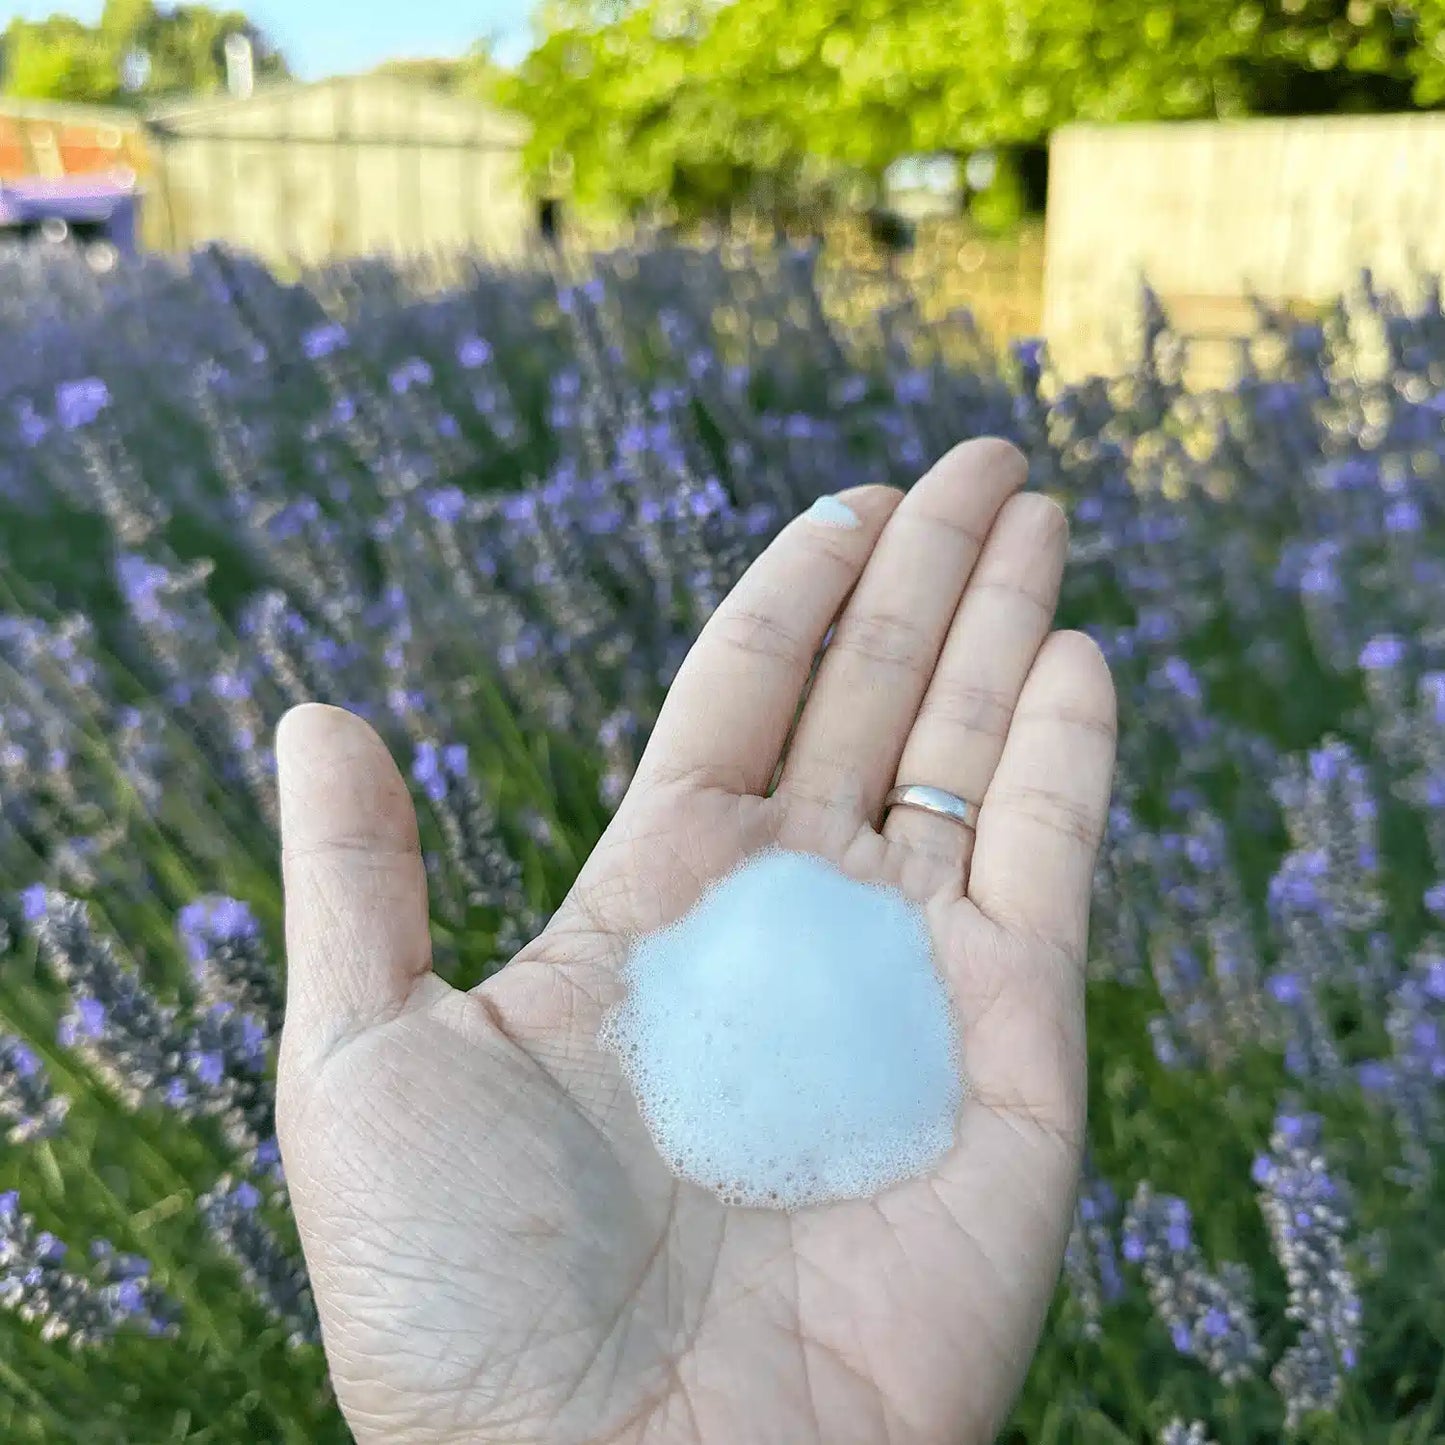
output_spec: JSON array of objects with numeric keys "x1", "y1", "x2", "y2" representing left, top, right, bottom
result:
[{"x1": 0, "y1": 173, "x2": 140, "y2": 257}]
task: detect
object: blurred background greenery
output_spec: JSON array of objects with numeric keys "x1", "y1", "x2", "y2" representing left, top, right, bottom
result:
[{"x1": 6, "y1": 2, "x2": 1445, "y2": 251}]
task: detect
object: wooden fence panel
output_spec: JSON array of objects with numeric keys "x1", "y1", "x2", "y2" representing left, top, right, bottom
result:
[{"x1": 1044, "y1": 114, "x2": 1438, "y2": 381}]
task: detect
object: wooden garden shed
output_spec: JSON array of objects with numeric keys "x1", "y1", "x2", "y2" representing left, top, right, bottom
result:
[{"x1": 143, "y1": 74, "x2": 537, "y2": 266}]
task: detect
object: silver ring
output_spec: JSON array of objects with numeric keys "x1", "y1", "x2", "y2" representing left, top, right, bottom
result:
[{"x1": 883, "y1": 784, "x2": 980, "y2": 830}]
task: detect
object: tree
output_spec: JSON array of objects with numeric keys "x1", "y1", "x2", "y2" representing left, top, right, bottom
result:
[
  {"x1": 532, "y1": 0, "x2": 644, "y2": 35},
  {"x1": 2, "y1": 3, "x2": 288, "y2": 108},
  {"x1": 2, "y1": 17, "x2": 122, "y2": 103},
  {"x1": 1406, "y1": 0, "x2": 1445, "y2": 105},
  {"x1": 100, "y1": 0, "x2": 155, "y2": 40},
  {"x1": 501, "y1": 0, "x2": 1442, "y2": 227},
  {"x1": 500, "y1": 0, "x2": 867, "y2": 224},
  {"x1": 367, "y1": 43, "x2": 507, "y2": 103},
  {"x1": 121, "y1": 3, "x2": 288, "y2": 101}
]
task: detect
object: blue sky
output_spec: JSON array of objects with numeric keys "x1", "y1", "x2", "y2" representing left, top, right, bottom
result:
[{"x1": 0, "y1": 1, "x2": 538, "y2": 78}]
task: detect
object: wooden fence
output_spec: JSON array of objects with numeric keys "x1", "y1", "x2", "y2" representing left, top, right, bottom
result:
[{"x1": 1044, "y1": 113, "x2": 1440, "y2": 382}]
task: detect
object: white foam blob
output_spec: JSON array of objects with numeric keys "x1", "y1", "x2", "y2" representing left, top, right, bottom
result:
[{"x1": 598, "y1": 848, "x2": 964, "y2": 1210}]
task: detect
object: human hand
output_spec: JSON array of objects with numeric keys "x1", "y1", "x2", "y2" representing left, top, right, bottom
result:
[{"x1": 274, "y1": 438, "x2": 1117, "y2": 1445}]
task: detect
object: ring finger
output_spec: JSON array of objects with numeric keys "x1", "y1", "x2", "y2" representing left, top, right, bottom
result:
[{"x1": 882, "y1": 491, "x2": 1068, "y2": 883}]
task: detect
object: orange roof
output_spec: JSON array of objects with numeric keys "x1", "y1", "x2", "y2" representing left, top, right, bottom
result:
[{"x1": 0, "y1": 114, "x2": 152, "y2": 183}]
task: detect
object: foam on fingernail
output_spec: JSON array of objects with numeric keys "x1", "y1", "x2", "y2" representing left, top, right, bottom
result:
[
  {"x1": 598, "y1": 848, "x2": 964, "y2": 1211},
  {"x1": 804, "y1": 495, "x2": 861, "y2": 529}
]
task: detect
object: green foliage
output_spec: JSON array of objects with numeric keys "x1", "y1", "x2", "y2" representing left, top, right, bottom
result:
[
  {"x1": 1, "y1": 2, "x2": 289, "y2": 108},
  {"x1": 498, "y1": 0, "x2": 873, "y2": 223},
  {"x1": 100, "y1": 0, "x2": 154, "y2": 39},
  {"x1": 503, "y1": 0, "x2": 1438, "y2": 226},
  {"x1": 2, "y1": 17, "x2": 122, "y2": 105},
  {"x1": 968, "y1": 151, "x2": 1030, "y2": 235},
  {"x1": 366, "y1": 44, "x2": 508, "y2": 103},
  {"x1": 1408, "y1": 0, "x2": 1445, "y2": 105}
]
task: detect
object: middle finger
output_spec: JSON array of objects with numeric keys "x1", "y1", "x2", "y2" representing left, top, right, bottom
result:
[{"x1": 776, "y1": 437, "x2": 1027, "y2": 820}]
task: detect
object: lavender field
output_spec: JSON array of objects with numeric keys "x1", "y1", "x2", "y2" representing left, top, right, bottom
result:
[{"x1": 0, "y1": 235, "x2": 1442, "y2": 1443}]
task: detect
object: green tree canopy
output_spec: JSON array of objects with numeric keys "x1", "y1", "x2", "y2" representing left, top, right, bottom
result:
[
  {"x1": 367, "y1": 44, "x2": 507, "y2": 103},
  {"x1": 501, "y1": 0, "x2": 1438, "y2": 225},
  {"x1": 2, "y1": 15, "x2": 122, "y2": 104},
  {"x1": 2, "y1": 2, "x2": 288, "y2": 107}
]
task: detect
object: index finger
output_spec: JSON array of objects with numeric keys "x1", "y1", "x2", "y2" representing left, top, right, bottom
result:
[{"x1": 631, "y1": 485, "x2": 902, "y2": 797}]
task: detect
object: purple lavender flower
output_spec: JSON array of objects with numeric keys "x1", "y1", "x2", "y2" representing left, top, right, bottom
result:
[
  {"x1": 411, "y1": 740, "x2": 447, "y2": 803},
  {"x1": 411, "y1": 735, "x2": 537, "y2": 948},
  {"x1": 457, "y1": 335, "x2": 492, "y2": 368},
  {"x1": 88, "y1": 1239, "x2": 181, "y2": 1339},
  {"x1": 198, "y1": 1175, "x2": 318, "y2": 1349},
  {"x1": 20, "y1": 883, "x2": 47, "y2": 923},
  {"x1": 33, "y1": 895, "x2": 275, "y2": 1150},
  {"x1": 33, "y1": 894, "x2": 195, "y2": 1114},
  {"x1": 1061, "y1": 1172, "x2": 1124, "y2": 1340},
  {"x1": 1262, "y1": 740, "x2": 1386, "y2": 1080},
  {"x1": 1359, "y1": 635, "x2": 1406, "y2": 671},
  {"x1": 1373, "y1": 947, "x2": 1445, "y2": 1183},
  {"x1": 301, "y1": 322, "x2": 348, "y2": 360},
  {"x1": 425, "y1": 486, "x2": 467, "y2": 524},
  {"x1": 1, "y1": 1193, "x2": 177, "y2": 1345},
  {"x1": 1385, "y1": 499, "x2": 1423, "y2": 533},
  {"x1": 1122, "y1": 1182, "x2": 1264, "y2": 1384},
  {"x1": 16, "y1": 399, "x2": 49, "y2": 446},
  {"x1": 181, "y1": 1000, "x2": 275, "y2": 1155},
  {"x1": 0, "y1": 1037, "x2": 69, "y2": 1144},
  {"x1": 389, "y1": 357, "x2": 433, "y2": 394},
  {"x1": 1157, "y1": 1423, "x2": 1216, "y2": 1445},
  {"x1": 54, "y1": 377, "x2": 110, "y2": 431},
  {"x1": 175, "y1": 896, "x2": 280, "y2": 1031},
  {"x1": 1012, "y1": 336, "x2": 1045, "y2": 371},
  {"x1": 1255, "y1": 1109, "x2": 1362, "y2": 1427}
]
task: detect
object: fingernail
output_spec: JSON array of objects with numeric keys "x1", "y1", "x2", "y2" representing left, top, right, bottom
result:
[{"x1": 804, "y1": 495, "x2": 860, "y2": 529}]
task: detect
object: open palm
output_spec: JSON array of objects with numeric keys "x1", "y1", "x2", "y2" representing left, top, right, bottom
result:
[{"x1": 274, "y1": 438, "x2": 1117, "y2": 1445}]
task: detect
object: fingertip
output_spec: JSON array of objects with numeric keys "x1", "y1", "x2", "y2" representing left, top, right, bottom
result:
[
  {"x1": 1032, "y1": 490, "x2": 1069, "y2": 533},
  {"x1": 1031, "y1": 630, "x2": 1119, "y2": 777},
  {"x1": 276, "y1": 703, "x2": 401, "y2": 805},
  {"x1": 276, "y1": 703, "x2": 417, "y2": 856},
  {"x1": 1051, "y1": 630, "x2": 1117, "y2": 710},
  {"x1": 276, "y1": 702, "x2": 377, "y2": 772},
  {"x1": 941, "y1": 435, "x2": 1030, "y2": 487}
]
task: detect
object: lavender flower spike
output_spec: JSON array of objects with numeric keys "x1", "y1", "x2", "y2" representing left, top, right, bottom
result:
[
  {"x1": 1, "y1": 1192, "x2": 177, "y2": 1345},
  {"x1": 1122, "y1": 1182, "x2": 1264, "y2": 1385},
  {"x1": 1061, "y1": 1172, "x2": 1124, "y2": 1340},
  {"x1": 1254, "y1": 1110, "x2": 1362, "y2": 1428},
  {"x1": 198, "y1": 1175, "x2": 319, "y2": 1350},
  {"x1": 1158, "y1": 1422, "x2": 1217, "y2": 1445},
  {"x1": 176, "y1": 894, "x2": 283, "y2": 1034},
  {"x1": 0, "y1": 1036, "x2": 70, "y2": 1144},
  {"x1": 32, "y1": 893, "x2": 194, "y2": 1115}
]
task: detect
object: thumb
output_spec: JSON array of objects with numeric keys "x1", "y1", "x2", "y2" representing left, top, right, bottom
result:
[{"x1": 274, "y1": 703, "x2": 434, "y2": 1091}]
